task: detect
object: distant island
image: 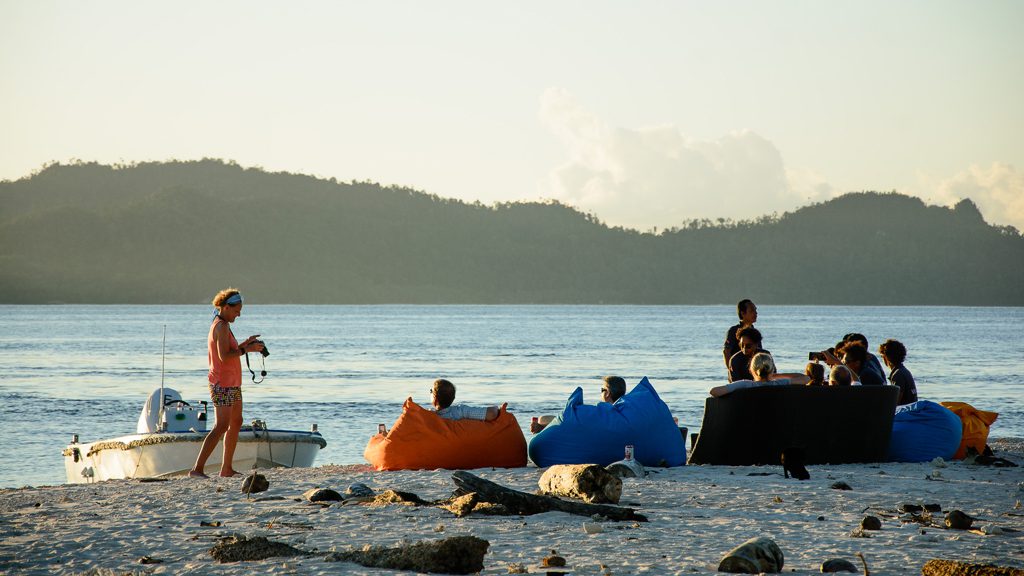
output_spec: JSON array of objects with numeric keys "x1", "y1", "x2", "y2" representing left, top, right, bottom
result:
[{"x1": 1, "y1": 160, "x2": 1021, "y2": 305}]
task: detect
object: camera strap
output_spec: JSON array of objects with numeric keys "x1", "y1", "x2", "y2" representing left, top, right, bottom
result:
[{"x1": 244, "y1": 350, "x2": 266, "y2": 384}]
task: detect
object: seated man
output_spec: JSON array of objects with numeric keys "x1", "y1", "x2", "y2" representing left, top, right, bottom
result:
[
  {"x1": 843, "y1": 333, "x2": 887, "y2": 385},
  {"x1": 530, "y1": 376, "x2": 625, "y2": 433},
  {"x1": 710, "y1": 353, "x2": 809, "y2": 397},
  {"x1": 728, "y1": 327, "x2": 769, "y2": 382},
  {"x1": 878, "y1": 339, "x2": 918, "y2": 405},
  {"x1": 823, "y1": 343, "x2": 885, "y2": 386},
  {"x1": 430, "y1": 378, "x2": 504, "y2": 421}
]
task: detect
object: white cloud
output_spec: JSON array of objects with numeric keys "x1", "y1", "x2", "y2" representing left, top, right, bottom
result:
[
  {"x1": 539, "y1": 88, "x2": 1024, "y2": 233},
  {"x1": 539, "y1": 88, "x2": 814, "y2": 230},
  {"x1": 912, "y1": 163, "x2": 1024, "y2": 231}
]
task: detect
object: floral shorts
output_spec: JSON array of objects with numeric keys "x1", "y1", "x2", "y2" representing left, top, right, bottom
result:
[{"x1": 209, "y1": 383, "x2": 242, "y2": 407}]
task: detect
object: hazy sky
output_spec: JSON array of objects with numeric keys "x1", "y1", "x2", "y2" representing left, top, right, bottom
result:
[{"x1": 3, "y1": 1, "x2": 1023, "y2": 230}]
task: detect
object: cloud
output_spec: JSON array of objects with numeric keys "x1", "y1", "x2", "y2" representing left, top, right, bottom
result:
[
  {"x1": 539, "y1": 88, "x2": 1024, "y2": 233},
  {"x1": 914, "y1": 163, "x2": 1024, "y2": 231},
  {"x1": 539, "y1": 88, "x2": 816, "y2": 230}
]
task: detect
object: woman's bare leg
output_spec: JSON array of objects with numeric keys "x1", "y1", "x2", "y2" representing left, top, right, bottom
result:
[
  {"x1": 219, "y1": 397, "x2": 244, "y2": 476},
  {"x1": 190, "y1": 404, "x2": 231, "y2": 477}
]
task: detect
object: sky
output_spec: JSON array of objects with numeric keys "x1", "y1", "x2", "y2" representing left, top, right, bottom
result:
[{"x1": 2, "y1": 0, "x2": 1023, "y2": 231}]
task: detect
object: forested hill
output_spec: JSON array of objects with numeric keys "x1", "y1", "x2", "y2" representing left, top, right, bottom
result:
[{"x1": 1, "y1": 160, "x2": 1022, "y2": 305}]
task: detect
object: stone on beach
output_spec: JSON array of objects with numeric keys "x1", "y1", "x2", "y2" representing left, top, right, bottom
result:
[
  {"x1": 860, "y1": 515, "x2": 882, "y2": 530},
  {"x1": 209, "y1": 535, "x2": 308, "y2": 563},
  {"x1": 820, "y1": 558, "x2": 859, "y2": 573},
  {"x1": 538, "y1": 464, "x2": 623, "y2": 504},
  {"x1": 324, "y1": 535, "x2": 489, "y2": 574},
  {"x1": 241, "y1": 473, "x2": 268, "y2": 494},
  {"x1": 946, "y1": 510, "x2": 975, "y2": 530},
  {"x1": 302, "y1": 487, "x2": 343, "y2": 502},
  {"x1": 441, "y1": 492, "x2": 479, "y2": 517},
  {"x1": 921, "y1": 559, "x2": 1024, "y2": 576},
  {"x1": 345, "y1": 482, "x2": 374, "y2": 497},
  {"x1": 717, "y1": 536, "x2": 784, "y2": 573},
  {"x1": 370, "y1": 489, "x2": 428, "y2": 505}
]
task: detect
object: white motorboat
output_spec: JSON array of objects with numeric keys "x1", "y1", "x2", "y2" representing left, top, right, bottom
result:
[{"x1": 63, "y1": 387, "x2": 326, "y2": 483}]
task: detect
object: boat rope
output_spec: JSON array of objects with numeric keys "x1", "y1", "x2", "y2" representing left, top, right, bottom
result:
[
  {"x1": 84, "y1": 432, "x2": 326, "y2": 457},
  {"x1": 130, "y1": 437, "x2": 148, "y2": 479}
]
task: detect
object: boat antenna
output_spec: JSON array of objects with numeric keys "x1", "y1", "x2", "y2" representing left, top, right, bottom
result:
[{"x1": 157, "y1": 325, "x2": 167, "y2": 433}]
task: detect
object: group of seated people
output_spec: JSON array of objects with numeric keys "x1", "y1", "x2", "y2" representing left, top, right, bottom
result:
[
  {"x1": 424, "y1": 299, "x2": 922, "y2": 430},
  {"x1": 722, "y1": 299, "x2": 919, "y2": 405}
]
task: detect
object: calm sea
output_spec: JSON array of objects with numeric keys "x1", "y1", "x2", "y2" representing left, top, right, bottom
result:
[{"x1": 0, "y1": 305, "x2": 1021, "y2": 488}]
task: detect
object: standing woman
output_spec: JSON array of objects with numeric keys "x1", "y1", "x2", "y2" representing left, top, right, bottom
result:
[{"x1": 189, "y1": 288, "x2": 264, "y2": 478}]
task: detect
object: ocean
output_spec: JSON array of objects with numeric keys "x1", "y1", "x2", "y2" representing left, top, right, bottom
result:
[{"x1": 1, "y1": 304, "x2": 1021, "y2": 488}]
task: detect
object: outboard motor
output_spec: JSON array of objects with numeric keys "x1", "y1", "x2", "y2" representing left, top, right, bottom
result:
[{"x1": 138, "y1": 388, "x2": 183, "y2": 433}]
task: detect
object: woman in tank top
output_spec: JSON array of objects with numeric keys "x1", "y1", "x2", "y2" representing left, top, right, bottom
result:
[{"x1": 189, "y1": 288, "x2": 264, "y2": 478}]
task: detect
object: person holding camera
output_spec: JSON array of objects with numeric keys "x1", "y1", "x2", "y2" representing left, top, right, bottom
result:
[
  {"x1": 189, "y1": 288, "x2": 264, "y2": 478},
  {"x1": 821, "y1": 343, "x2": 886, "y2": 386}
]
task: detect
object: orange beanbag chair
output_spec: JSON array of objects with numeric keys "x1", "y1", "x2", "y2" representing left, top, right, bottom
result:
[
  {"x1": 940, "y1": 401, "x2": 999, "y2": 459},
  {"x1": 363, "y1": 398, "x2": 527, "y2": 471}
]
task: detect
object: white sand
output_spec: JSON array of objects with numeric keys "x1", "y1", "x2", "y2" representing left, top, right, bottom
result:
[{"x1": 2, "y1": 439, "x2": 1023, "y2": 576}]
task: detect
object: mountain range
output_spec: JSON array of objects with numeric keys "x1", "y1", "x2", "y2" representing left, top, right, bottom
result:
[{"x1": 1, "y1": 160, "x2": 1021, "y2": 305}]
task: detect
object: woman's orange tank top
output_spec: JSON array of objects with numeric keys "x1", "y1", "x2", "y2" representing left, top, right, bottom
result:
[{"x1": 208, "y1": 317, "x2": 242, "y2": 387}]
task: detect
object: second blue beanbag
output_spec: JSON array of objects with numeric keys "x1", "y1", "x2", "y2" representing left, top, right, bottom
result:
[
  {"x1": 528, "y1": 376, "x2": 686, "y2": 468},
  {"x1": 888, "y1": 400, "x2": 963, "y2": 462}
]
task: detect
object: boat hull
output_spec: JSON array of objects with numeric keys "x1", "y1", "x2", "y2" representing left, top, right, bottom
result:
[{"x1": 63, "y1": 429, "x2": 326, "y2": 483}]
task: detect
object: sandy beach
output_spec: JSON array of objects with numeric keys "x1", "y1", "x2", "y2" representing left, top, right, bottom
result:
[{"x1": 2, "y1": 438, "x2": 1022, "y2": 576}]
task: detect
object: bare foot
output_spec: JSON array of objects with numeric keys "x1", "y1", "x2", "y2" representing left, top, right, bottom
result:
[
  {"x1": 188, "y1": 470, "x2": 209, "y2": 478},
  {"x1": 219, "y1": 470, "x2": 242, "y2": 478}
]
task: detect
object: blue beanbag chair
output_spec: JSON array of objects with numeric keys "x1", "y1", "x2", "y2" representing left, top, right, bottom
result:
[
  {"x1": 528, "y1": 377, "x2": 686, "y2": 467},
  {"x1": 888, "y1": 400, "x2": 963, "y2": 462}
]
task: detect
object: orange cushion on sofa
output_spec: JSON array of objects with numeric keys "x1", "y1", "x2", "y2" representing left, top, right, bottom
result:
[{"x1": 363, "y1": 398, "x2": 527, "y2": 471}]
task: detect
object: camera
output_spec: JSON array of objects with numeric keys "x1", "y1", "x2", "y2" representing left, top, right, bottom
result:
[
  {"x1": 253, "y1": 340, "x2": 270, "y2": 357},
  {"x1": 808, "y1": 351, "x2": 827, "y2": 362}
]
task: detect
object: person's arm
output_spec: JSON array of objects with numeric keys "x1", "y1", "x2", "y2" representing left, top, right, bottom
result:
[
  {"x1": 709, "y1": 384, "x2": 731, "y2": 397},
  {"x1": 214, "y1": 324, "x2": 248, "y2": 360},
  {"x1": 484, "y1": 402, "x2": 507, "y2": 421},
  {"x1": 772, "y1": 373, "x2": 810, "y2": 385},
  {"x1": 239, "y1": 335, "x2": 263, "y2": 355},
  {"x1": 531, "y1": 415, "x2": 555, "y2": 433},
  {"x1": 709, "y1": 380, "x2": 755, "y2": 397},
  {"x1": 218, "y1": 325, "x2": 262, "y2": 359},
  {"x1": 821, "y1": 349, "x2": 842, "y2": 367}
]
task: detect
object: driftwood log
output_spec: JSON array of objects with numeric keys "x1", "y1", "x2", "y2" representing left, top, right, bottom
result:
[
  {"x1": 538, "y1": 464, "x2": 622, "y2": 504},
  {"x1": 451, "y1": 471, "x2": 646, "y2": 522},
  {"x1": 922, "y1": 560, "x2": 1024, "y2": 576}
]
